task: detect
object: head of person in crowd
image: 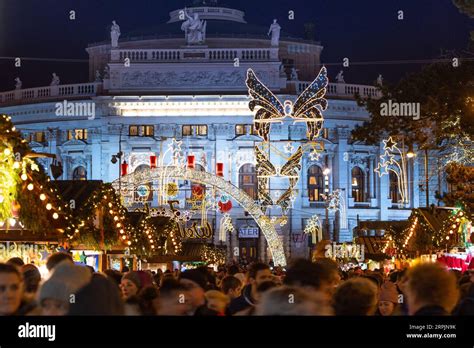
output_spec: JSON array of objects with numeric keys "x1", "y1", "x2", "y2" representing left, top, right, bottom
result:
[
  {"x1": 205, "y1": 290, "x2": 230, "y2": 315},
  {"x1": 233, "y1": 272, "x2": 245, "y2": 285},
  {"x1": 234, "y1": 280, "x2": 277, "y2": 315},
  {"x1": 179, "y1": 269, "x2": 208, "y2": 313},
  {"x1": 103, "y1": 269, "x2": 123, "y2": 288},
  {"x1": 333, "y1": 278, "x2": 378, "y2": 316},
  {"x1": 46, "y1": 252, "x2": 73, "y2": 272},
  {"x1": 377, "y1": 281, "x2": 399, "y2": 316},
  {"x1": 256, "y1": 286, "x2": 333, "y2": 316},
  {"x1": 21, "y1": 264, "x2": 41, "y2": 296},
  {"x1": 6, "y1": 257, "x2": 24, "y2": 268},
  {"x1": 0, "y1": 263, "x2": 24, "y2": 316},
  {"x1": 139, "y1": 286, "x2": 160, "y2": 315},
  {"x1": 453, "y1": 282, "x2": 474, "y2": 316},
  {"x1": 227, "y1": 265, "x2": 239, "y2": 276},
  {"x1": 468, "y1": 269, "x2": 474, "y2": 283},
  {"x1": 247, "y1": 262, "x2": 273, "y2": 300},
  {"x1": 68, "y1": 273, "x2": 124, "y2": 315},
  {"x1": 120, "y1": 271, "x2": 142, "y2": 300},
  {"x1": 405, "y1": 263, "x2": 459, "y2": 316},
  {"x1": 221, "y1": 275, "x2": 242, "y2": 300},
  {"x1": 284, "y1": 258, "x2": 340, "y2": 301},
  {"x1": 38, "y1": 262, "x2": 92, "y2": 316},
  {"x1": 157, "y1": 278, "x2": 191, "y2": 316}
]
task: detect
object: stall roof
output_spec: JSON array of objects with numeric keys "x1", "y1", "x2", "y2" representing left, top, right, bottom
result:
[{"x1": 53, "y1": 180, "x2": 104, "y2": 208}]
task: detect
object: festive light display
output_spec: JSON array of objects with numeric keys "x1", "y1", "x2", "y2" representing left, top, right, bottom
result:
[
  {"x1": 374, "y1": 136, "x2": 409, "y2": 205},
  {"x1": 114, "y1": 165, "x2": 287, "y2": 266},
  {"x1": 304, "y1": 215, "x2": 322, "y2": 244},
  {"x1": 246, "y1": 67, "x2": 328, "y2": 215},
  {"x1": 0, "y1": 114, "x2": 71, "y2": 233},
  {"x1": 322, "y1": 189, "x2": 348, "y2": 229}
]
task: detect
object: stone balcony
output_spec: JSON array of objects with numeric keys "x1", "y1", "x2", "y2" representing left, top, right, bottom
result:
[
  {"x1": 112, "y1": 47, "x2": 279, "y2": 62},
  {"x1": 0, "y1": 80, "x2": 380, "y2": 107},
  {"x1": 0, "y1": 83, "x2": 102, "y2": 106}
]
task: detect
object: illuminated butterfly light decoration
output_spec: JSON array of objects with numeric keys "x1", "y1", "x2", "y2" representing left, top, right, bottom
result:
[{"x1": 245, "y1": 67, "x2": 329, "y2": 213}]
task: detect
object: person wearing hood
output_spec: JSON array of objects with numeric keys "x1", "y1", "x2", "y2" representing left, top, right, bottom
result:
[
  {"x1": 228, "y1": 263, "x2": 272, "y2": 315},
  {"x1": 38, "y1": 262, "x2": 92, "y2": 316}
]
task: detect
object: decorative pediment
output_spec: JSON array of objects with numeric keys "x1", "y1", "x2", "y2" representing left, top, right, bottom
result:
[
  {"x1": 29, "y1": 141, "x2": 44, "y2": 148},
  {"x1": 62, "y1": 139, "x2": 87, "y2": 147}
]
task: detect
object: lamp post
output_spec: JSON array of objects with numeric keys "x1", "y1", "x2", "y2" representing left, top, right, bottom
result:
[
  {"x1": 111, "y1": 126, "x2": 124, "y2": 194},
  {"x1": 323, "y1": 167, "x2": 330, "y2": 240}
]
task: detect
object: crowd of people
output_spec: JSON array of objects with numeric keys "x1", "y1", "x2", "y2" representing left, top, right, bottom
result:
[{"x1": 0, "y1": 252, "x2": 473, "y2": 316}]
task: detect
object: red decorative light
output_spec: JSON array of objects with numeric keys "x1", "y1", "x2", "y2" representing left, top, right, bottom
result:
[
  {"x1": 150, "y1": 155, "x2": 157, "y2": 169},
  {"x1": 187, "y1": 155, "x2": 195, "y2": 169},
  {"x1": 216, "y1": 162, "x2": 224, "y2": 177},
  {"x1": 121, "y1": 161, "x2": 128, "y2": 176},
  {"x1": 218, "y1": 200, "x2": 232, "y2": 213}
]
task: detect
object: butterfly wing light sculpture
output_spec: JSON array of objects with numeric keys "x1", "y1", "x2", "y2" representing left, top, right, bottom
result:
[{"x1": 246, "y1": 67, "x2": 328, "y2": 213}]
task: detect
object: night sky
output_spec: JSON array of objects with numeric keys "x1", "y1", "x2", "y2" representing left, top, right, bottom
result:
[{"x1": 0, "y1": 0, "x2": 471, "y2": 90}]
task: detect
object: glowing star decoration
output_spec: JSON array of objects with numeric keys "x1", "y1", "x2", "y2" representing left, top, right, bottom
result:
[
  {"x1": 309, "y1": 150, "x2": 320, "y2": 162},
  {"x1": 284, "y1": 142, "x2": 294, "y2": 154},
  {"x1": 30, "y1": 163, "x2": 40, "y2": 171},
  {"x1": 374, "y1": 162, "x2": 389, "y2": 176},
  {"x1": 114, "y1": 165, "x2": 287, "y2": 266},
  {"x1": 375, "y1": 137, "x2": 409, "y2": 205},
  {"x1": 383, "y1": 137, "x2": 397, "y2": 152},
  {"x1": 304, "y1": 215, "x2": 322, "y2": 244}
]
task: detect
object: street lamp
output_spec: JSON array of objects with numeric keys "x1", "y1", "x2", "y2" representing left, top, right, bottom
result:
[
  {"x1": 406, "y1": 144, "x2": 415, "y2": 158},
  {"x1": 323, "y1": 168, "x2": 330, "y2": 240}
]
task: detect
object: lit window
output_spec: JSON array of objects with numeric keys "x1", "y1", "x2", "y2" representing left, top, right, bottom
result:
[
  {"x1": 67, "y1": 129, "x2": 87, "y2": 140},
  {"x1": 236, "y1": 125, "x2": 246, "y2": 136},
  {"x1": 351, "y1": 167, "x2": 366, "y2": 202},
  {"x1": 182, "y1": 125, "x2": 192, "y2": 136},
  {"x1": 239, "y1": 164, "x2": 257, "y2": 200},
  {"x1": 144, "y1": 125, "x2": 154, "y2": 137},
  {"x1": 308, "y1": 165, "x2": 324, "y2": 201},
  {"x1": 197, "y1": 125, "x2": 207, "y2": 136}
]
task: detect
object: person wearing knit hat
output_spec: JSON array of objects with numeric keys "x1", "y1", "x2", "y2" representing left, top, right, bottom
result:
[
  {"x1": 377, "y1": 281, "x2": 400, "y2": 316},
  {"x1": 120, "y1": 271, "x2": 142, "y2": 300},
  {"x1": 38, "y1": 262, "x2": 92, "y2": 316}
]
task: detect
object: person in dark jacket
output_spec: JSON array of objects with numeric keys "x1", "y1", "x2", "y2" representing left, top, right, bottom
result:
[
  {"x1": 405, "y1": 263, "x2": 459, "y2": 316},
  {"x1": 453, "y1": 283, "x2": 474, "y2": 315},
  {"x1": 228, "y1": 262, "x2": 272, "y2": 315}
]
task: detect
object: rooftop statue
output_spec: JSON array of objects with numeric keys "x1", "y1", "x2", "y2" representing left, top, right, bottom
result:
[
  {"x1": 181, "y1": 8, "x2": 207, "y2": 45},
  {"x1": 111, "y1": 20, "x2": 121, "y2": 48},
  {"x1": 336, "y1": 70, "x2": 345, "y2": 83},
  {"x1": 377, "y1": 74, "x2": 383, "y2": 86},
  {"x1": 268, "y1": 19, "x2": 281, "y2": 46},
  {"x1": 14, "y1": 77, "x2": 22, "y2": 90},
  {"x1": 50, "y1": 73, "x2": 60, "y2": 86}
]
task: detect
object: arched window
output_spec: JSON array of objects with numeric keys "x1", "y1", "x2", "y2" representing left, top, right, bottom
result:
[
  {"x1": 389, "y1": 171, "x2": 401, "y2": 203},
  {"x1": 308, "y1": 165, "x2": 324, "y2": 201},
  {"x1": 239, "y1": 164, "x2": 257, "y2": 200},
  {"x1": 351, "y1": 167, "x2": 365, "y2": 202},
  {"x1": 191, "y1": 164, "x2": 206, "y2": 200},
  {"x1": 72, "y1": 166, "x2": 87, "y2": 180}
]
